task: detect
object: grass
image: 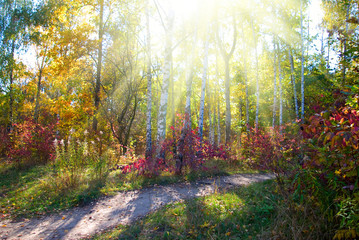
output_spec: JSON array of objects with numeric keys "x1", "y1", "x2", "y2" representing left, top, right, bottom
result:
[
  {"x1": 90, "y1": 180, "x2": 278, "y2": 240},
  {"x1": 0, "y1": 158, "x2": 261, "y2": 220}
]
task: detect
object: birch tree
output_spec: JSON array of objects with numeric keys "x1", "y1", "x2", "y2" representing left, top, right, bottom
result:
[
  {"x1": 272, "y1": 39, "x2": 277, "y2": 128},
  {"x1": 216, "y1": 14, "x2": 237, "y2": 144},
  {"x1": 289, "y1": 48, "x2": 299, "y2": 119},
  {"x1": 93, "y1": 0, "x2": 104, "y2": 131},
  {"x1": 278, "y1": 42, "x2": 283, "y2": 127},
  {"x1": 300, "y1": 0, "x2": 305, "y2": 120},
  {"x1": 145, "y1": 0, "x2": 152, "y2": 159},
  {"x1": 242, "y1": 26, "x2": 249, "y2": 128},
  {"x1": 252, "y1": 20, "x2": 260, "y2": 131},
  {"x1": 156, "y1": 6, "x2": 174, "y2": 153},
  {"x1": 198, "y1": 25, "x2": 210, "y2": 140}
]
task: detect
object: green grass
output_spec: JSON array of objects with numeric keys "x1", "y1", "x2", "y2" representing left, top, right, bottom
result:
[
  {"x1": 90, "y1": 180, "x2": 278, "y2": 240},
  {"x1": 0, "y1": 158, "x2": 260, "y2": 220}
]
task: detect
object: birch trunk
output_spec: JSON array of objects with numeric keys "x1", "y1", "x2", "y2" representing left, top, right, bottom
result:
[
  {"x1": 184, "y1": 27, "x2": 197, "y2": 131},
  {"x1": 217, "y1": 97, "x2": 221, "y2": 145},
  {"x1": 252, "y1": 20, "x2": 260, "y2": 131},
  {"x1": 342, "y1": 1, "x2": 350, "y2": 85},
  {"x1": 217, "y1": 15, "x2": 237, "y2": 144},
  {"x1": 300, "y1": 0, "x2": 305, "y2": 120},
  {"x1": 289, "y1": 48, "x2": 299, "y2": 119},
  {"x1": 33, "y1": 69, "x2": 43, "y2": 123},
  {"x1": 208, "y1": 86, "x2": 214, "y2": 145},
  {"x1": 156, "y1": 9, "x2": 174, "y2": 151},
  {"x1": 198, "y1": 26, "x2": 210, "y2": 139},
  {"x1": 145, "y1": 1, "x2": 152, "y2": 159},
  {"x1": 93, "y1": 0, "x2": 104, "y2": 131},
  {"x1": 8, "y1": 39, "x2": 15, "y2": 130},
  {"x1": 212, "y1": 94, "x2": 216, "y2": 146},
  {"x1": 278, "y1": 44, "x2": 283, "y2": 127},
  {"x1": 272, "y1": 40, "x2": 277, "y2": 129},
  {"x1": 243, "y1": 39, "x2": 249, "y2": 127},
  {"x1": 34, "y1": 46, "x2": 48, "y2": 123}
]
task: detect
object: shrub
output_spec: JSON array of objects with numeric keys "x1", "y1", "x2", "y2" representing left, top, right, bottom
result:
[
  {"x1": 0, "y1": 127, "x2": 11, "y2": 157},
  {"x1": 241, "y1": 124, "x2": 302, "y2": 177},
  {"x1": 8, "y1": 119, "x2": 55, "y2": 167},
  {"x1": 299, "y1": 105, "x2": 359, "y2": 236}
]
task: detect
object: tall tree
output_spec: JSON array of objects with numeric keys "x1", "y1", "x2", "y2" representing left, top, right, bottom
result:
[
  {"x1": 198, "y1": 24, "x2": 210, "y2": 140},
  {"x1": 93, "y1": 0, "x2": 104, "y2": 131},
  {"x1": 300, "y1": 0, "x2": 305, "y2": 120},
  {"x1": 33, "y1": 45, "x2": 49, "y2": 122},
  {"x1": 156, "y1": 6, "x2": 174, "y2": 153},
  {"x1": 272, "y1": 39, "x2": 277, "y2": 128},
  {"x1": 145, "y1": 0, "x2": 152, "y2": 159},
  {"x1": 289, "y1": 48, "x2": 299, "y2": 119},
  {"x1": 216, "y1": 13, "x2": 237, "y2": 144},
  {"x1": 252, "y1": 19, "x2": 260, "y2": 131},
  {"x1": 278, "y1": 42, "x2": 283, "y2": 127},
  {"x1": 242, "y1": 25, "x2": 250, "y2": 128}
]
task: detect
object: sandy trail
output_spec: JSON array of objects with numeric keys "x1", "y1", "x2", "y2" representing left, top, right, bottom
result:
[{"x1": 0, "y1": 173, "x2": 274, "y2": 240}]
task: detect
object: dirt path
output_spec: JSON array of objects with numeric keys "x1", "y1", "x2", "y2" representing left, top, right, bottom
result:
[{"x1": 0, "y1": 173, "x2": 274, "y2": 240}]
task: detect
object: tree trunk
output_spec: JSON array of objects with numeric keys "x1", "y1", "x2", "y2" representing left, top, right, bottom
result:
[
  {"x1": 217, "y1": 97, "x2": 221, "y2": 145},
  {"x1": 217, "y1": 15, "x2": 236, "y2": 144},
  {"x1": 300, "y1": 0, "x2": 305, "y2": 120},
  {"x1": 198, "y1": 26, "x2": 209, "y2": 140},
  {"x1": 224, "y1": 57, "x2": 231, "y2": 144},
  {"x1": 93, "y1": 0, "x2": 104, "y2": 131},
  {"x1": 208, "y1": 86, "x2": 214, "y2": 145},
  {"x1": 34, "y1": 68, "x2": 43, "y2": 123},
  {"x1": 289, "y1": 48, "x2": 299, "y2": 119},
  {"x1": 243, "y1": 40, "x2": 249, "y2": 128},
  {"x1": 184, "y1": 27, "x2": 197, "y2": 131},
  {"x1": 342, "y1": 1, "x2": 350, "y2": 85},
  {"x1": 278, "y1": 43, "x2": 283, "y2": 127},
  {"x1": 8, "y1": 39, "x2": 15, "y2": 131},
  {"x1": 145, "y1": 1, "x2": 152, "y2": 160},
  {"x1": 272, "y1": 39, "x2": 277, "y2": 129},
  {"x1": 156, "y1": 9, "x2": 174, "y2": 152},
  {"x1": 252, "y1": 20, "x2": 260, "y2": 131}
]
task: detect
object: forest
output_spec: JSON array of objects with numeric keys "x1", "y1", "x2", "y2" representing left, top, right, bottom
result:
[{"x1": 1, "y1": 0, "x2": 359, "y2": 239}]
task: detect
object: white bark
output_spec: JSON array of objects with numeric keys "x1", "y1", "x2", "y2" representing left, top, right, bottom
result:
[
  {"x1": 300, "y1": 0, "x2": 305, "y2": 120},
  {"x1": 278, "y1": 44, "x2": 283, "y2": 127},
  {"x1": 272, "y1": 40, "x2": 277, "y2": 129},
  {"x1": 145, "y1": 1, "x2": 152, "y2": 159},
  {"x1": 252, "y1": 20, "x2": 260, "y2": 131},
  {"x1": 289, "y1": 48, "x2": 299, "y2": 119},
  {"x1": 243, "y1": 40, "x2": 249, "y2": 127},
  {"x1": 184, "y1": 27, "x2": 197, "y2": 131},
  {"x1": 198, "y1": 26, "x2": 210, "y2": 140},
  {"x1": 156, "y1": 9, "x2": 174, "y2": 147},
  {"x1": 217, "y1": 15, "x2": 237, "y2": 144},
  {"x1": 342, "y1": 1, "x2": 350, "y2": 84},
  {"x1": 208, "y1": 86, "x2": 214, "y2": 145},
  {"x1": 217, "y1": 98, "x2": 221, "y2": 145}
]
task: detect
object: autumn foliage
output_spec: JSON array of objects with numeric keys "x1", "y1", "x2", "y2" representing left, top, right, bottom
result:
[{"x1": 7, "y1": 119, "x2": 55, "y2": 167}]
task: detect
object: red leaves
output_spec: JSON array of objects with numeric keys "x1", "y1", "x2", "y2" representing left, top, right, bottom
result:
[{"x1": 7, "y1": 119, "x2": 55, "y2": 165}]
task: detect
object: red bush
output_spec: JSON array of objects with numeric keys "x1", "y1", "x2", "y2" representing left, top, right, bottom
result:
[{"x1": 8, "y1": 119, "x2": 55, "y2": 166}]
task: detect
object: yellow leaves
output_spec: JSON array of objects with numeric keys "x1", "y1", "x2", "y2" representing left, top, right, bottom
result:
[
  {"x1": 225, "y1": 231, "x2": 231, "y2": 236},
  {"x1": 334, "y1": 229, "x2": 358, "y2": 240},
  {"x1": 199, "y1": 221, "x2": 210, "y2": 228}
]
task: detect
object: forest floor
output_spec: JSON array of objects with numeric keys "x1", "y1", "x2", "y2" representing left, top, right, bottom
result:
[{"x1": 0, "y1": 173, "x2": 274, "y2": 240}]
